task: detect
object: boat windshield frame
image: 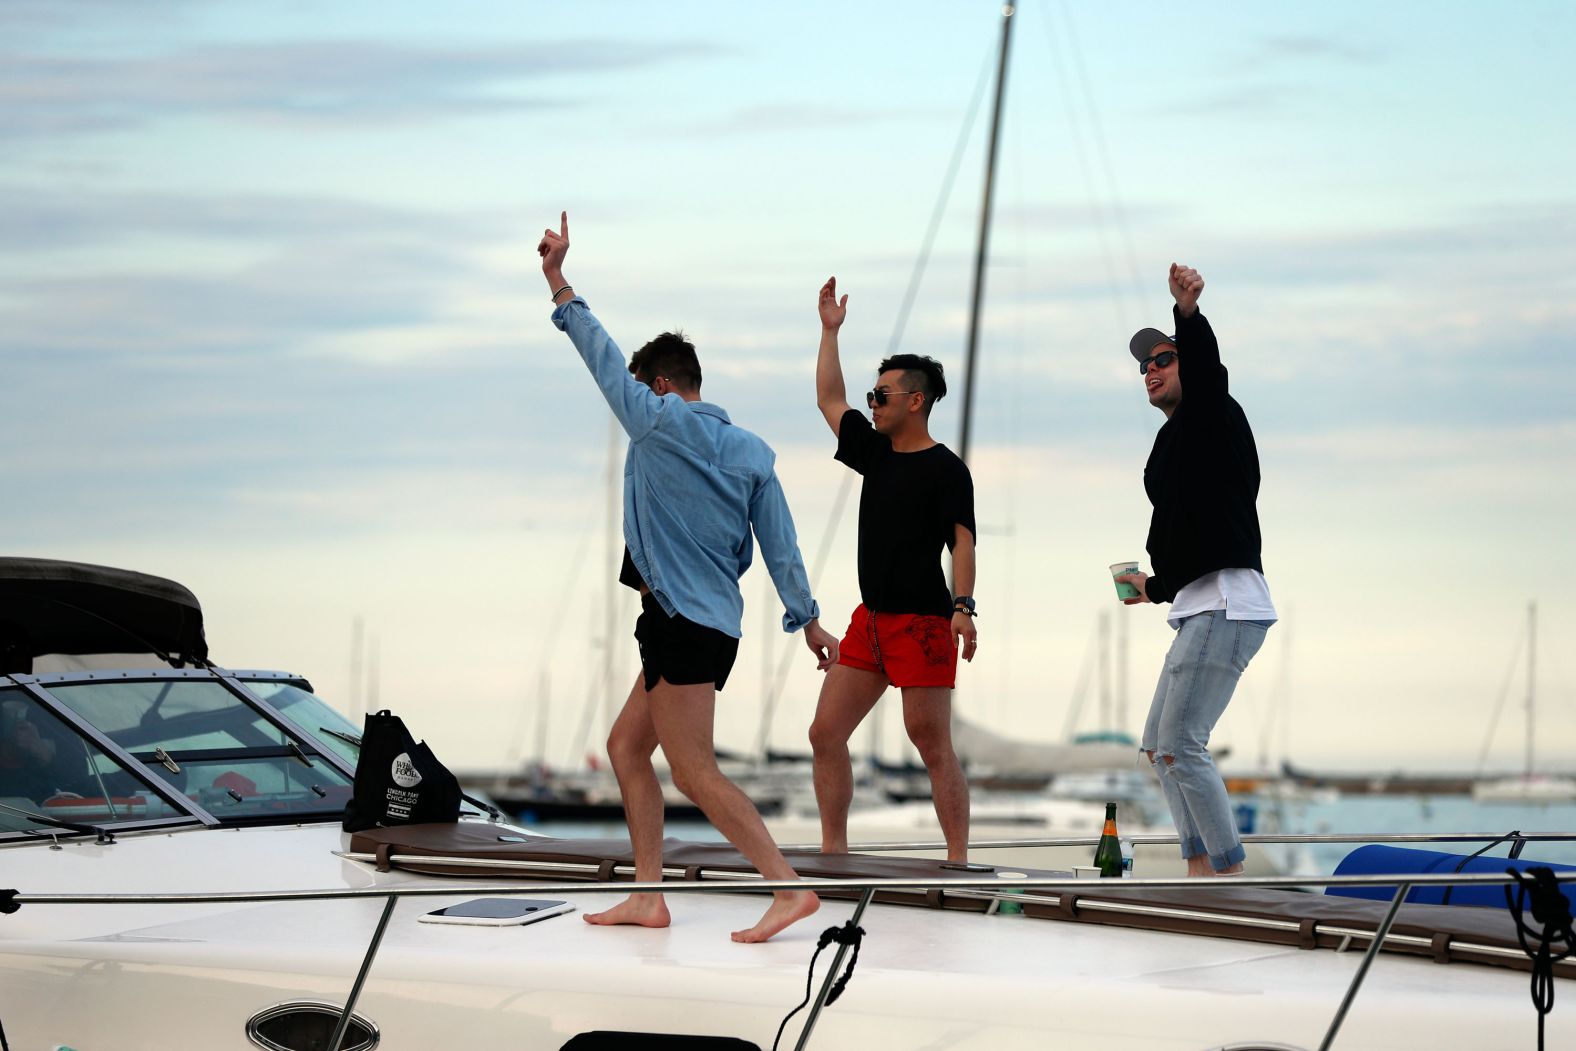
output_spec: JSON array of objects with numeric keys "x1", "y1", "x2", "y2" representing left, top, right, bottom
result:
[{"x1": 1, "y1": 666, "x2": 360, "y2": 841}]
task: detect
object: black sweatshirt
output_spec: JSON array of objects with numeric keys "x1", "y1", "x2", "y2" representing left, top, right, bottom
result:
[{"x1": 1142, "y1": 305, "x2": 1264, "y2": 604}]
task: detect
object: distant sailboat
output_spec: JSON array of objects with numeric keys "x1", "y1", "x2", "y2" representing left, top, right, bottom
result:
[{"x1": 1473, "y1": 601, "x2": 1576, "y2": 803}]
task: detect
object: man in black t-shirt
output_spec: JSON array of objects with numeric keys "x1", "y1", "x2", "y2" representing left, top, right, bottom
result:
[{"x1": 808, "y1": 276, "x2": 978, "y2": 862}]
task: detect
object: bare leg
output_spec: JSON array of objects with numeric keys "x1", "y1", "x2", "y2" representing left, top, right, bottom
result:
[
  {"x1": 901, "y1": 686, "x2": 969, "y2": 862},
  {"x1": 650, "y1": 680, "x2": 819, "y2": 943},
  {"x1": 583, "y1": 674, "x2": 671, "y2": 928},
  {"x1": 808, "y1": 664, "x2": 889, "y2": 854}
]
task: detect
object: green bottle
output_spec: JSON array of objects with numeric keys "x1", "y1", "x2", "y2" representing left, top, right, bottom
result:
[{"x1": 1093, "y1": 802, "x2": 1123, "y2": 878}]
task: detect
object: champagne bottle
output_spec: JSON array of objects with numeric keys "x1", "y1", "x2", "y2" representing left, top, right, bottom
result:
[{"x1": 1093, "y1": 802, "x2": 1123, "y2": 878}]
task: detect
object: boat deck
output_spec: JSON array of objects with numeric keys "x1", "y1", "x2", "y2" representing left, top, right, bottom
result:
[{"x1": 346, "y1": 822, "x2": 1575, "y2": 979}]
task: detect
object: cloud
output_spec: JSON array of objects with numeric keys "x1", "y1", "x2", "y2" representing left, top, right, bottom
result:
[
  {"x1": 0, "y1": 38, "x2": 716, "y2": 139},
  {"x1": 0, "y1": 0, "x2": 201, "y2": 35},
  {"x1": 0, "y1": 186, "x2": 496, "y2": 251},
  {"x1": 1250, "y1": 34, "x2": 1386, "y2": 67},
  {"x1": 5, "y1": 240, "x2": 490, "y2": 356},
  {"x1": 684, "y1": 102, "x2": 923, "y2": 137},
  {"x1": 1151, "y1": 33, "x2": 1386, "y2": 118},
  {"x1": 0, "y1": 184, "x2": 539, "y2": 364}
]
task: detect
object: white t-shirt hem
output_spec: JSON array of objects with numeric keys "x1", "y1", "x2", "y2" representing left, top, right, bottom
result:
[{"x1": 1167, "y1": 568, "x2": 1277, "y2": 628}]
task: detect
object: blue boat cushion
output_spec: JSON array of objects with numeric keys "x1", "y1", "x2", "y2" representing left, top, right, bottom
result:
[{"x1": 1329, "y1": 844, "x2": 1576, "y2": 910}]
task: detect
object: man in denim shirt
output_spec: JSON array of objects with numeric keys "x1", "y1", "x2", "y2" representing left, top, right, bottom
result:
[{"x1": 539, "y1": 213, "x2": 839, "y2": 942}]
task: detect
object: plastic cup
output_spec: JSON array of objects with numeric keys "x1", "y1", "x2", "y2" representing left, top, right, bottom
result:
[
  {"x1": 1109, "y1": 561, "x2": 1141, "y2": 601},
  {"x1": 1073, "y1": 866, "x2": 1103, "y2": 879}
]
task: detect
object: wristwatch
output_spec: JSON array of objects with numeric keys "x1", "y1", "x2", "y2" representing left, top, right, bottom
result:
[{"x1": 952, "y1": 595, "x2": 977, "y2": 617}]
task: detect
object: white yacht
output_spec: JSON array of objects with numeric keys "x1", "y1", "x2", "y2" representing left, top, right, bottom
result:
[{"x1": 3, "y1": 558, "x2": 1572, "y2": 1050}]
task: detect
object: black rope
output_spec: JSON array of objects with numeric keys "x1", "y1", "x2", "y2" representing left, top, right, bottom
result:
[
  {"x1": 1504, "y1": 866, "x2": 1574, "y2": 1051},
  {"x1": 771, "y1": 921, "x2": 865, "y2": 1051},
  {"x1": 1440, "y1": 830, "x2": 1521, "y2": 907}
]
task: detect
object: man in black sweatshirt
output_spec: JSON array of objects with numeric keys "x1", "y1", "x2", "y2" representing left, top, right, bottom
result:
[{"x1": 1116, "y1": 263, "x2": 1277, "y2": 877}]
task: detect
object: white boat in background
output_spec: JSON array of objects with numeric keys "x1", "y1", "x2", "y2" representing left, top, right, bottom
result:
[
  {"x1": 1474, "y1": 602, "x2": 1576, "y2": 804},
  {"x1": 765, "y1": 775, "x2": 1296, "y2": 878},
  {"x1": 4, "y1": 556, "x2": 1576, "y2": 1050},
  {"x1": 1474, "y1": 774, "x2": 1576, "y2": 804}
]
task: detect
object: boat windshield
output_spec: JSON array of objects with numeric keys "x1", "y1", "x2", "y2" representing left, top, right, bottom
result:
[
  {"x1": 237, "y1": 678, "x2": 362, "y2": 769},
  {"x1": 0, "y1": 686, "x2": 188, "y2": 834},
  {"x1": 41, "y1": 678, "x2": 354, "y2": 822}
]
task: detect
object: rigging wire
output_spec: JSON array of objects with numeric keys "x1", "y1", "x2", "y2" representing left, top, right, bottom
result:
[
  {"x1": 505, "y1": 487, "x2": 599, "y2": 770},
  {"x1": 752, "y1": 39, "x2": 998, "y2": 760},
  {"x1": 1475, "y1": 628, "x2": 1527, "y2": 776},
  {"x1": 1037, "y1": 2, "x2": 1133, "y2": 329},
  {"x1": 887, "y1": 35, "x2": 997, "y2": 357},
  {"x1": 1054, "y1": 0, "x2": 1146, "y2": 304},
  {"x1": 1060, "y1": 613, "x2": 1103, "y2": 740}
]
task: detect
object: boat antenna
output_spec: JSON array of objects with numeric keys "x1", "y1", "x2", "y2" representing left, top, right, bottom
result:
[{"x1": 956, "y1": 1, "x2": 1016, "y2": 467}]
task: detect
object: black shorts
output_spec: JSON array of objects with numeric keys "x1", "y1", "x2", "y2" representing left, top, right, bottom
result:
[{"x1": 633, "y1": 594, "x2": 739, "y2": 692}]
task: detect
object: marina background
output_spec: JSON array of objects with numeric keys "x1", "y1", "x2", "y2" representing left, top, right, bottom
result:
[{"x1": 4, "y1": 1, "x2": 1572, "y2": 777}]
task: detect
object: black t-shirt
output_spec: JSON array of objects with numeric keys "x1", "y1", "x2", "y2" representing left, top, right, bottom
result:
[{"x1": 835, "y1": 408, "x2": 976, "y2": 617}]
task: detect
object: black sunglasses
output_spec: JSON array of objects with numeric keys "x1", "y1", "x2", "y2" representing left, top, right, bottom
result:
[
  {"x1": 865, "y1": 388, "x2": 920, "y2": 407},
  {"x1": 1138, "y1": 350, "x2": 1177, "y2": 375}
]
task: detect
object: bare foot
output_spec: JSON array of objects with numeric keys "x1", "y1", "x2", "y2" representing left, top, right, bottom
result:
[
  {"x1": 731, "y1": 890, "x2": 819, "y2": 943},
  {"x1": 582, "y1": 894, "x2": 670, "y2": 928}
]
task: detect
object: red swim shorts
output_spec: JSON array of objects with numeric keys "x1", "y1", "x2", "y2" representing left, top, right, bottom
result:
[{"x1": 836, "y1": 603, "x2": 957, "y2": 689}]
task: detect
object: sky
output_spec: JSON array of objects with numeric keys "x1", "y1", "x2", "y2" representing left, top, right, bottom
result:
[{"x1": 4, "y1": 1, "x2": 1573, "y2": 776}]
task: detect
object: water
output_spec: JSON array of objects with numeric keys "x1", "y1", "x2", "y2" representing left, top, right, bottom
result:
[
  {"x1": 1243, "y1": 791, "x2": 1576, "y2": 873},
  {"x1": 519, "y1": 793, "x2": 1576, "y2": 877}
]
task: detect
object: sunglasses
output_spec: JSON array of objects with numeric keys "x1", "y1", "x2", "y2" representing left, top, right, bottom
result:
[
  {"x1": 1138, "y1": 350, "x2": 1177, "y2": 374},
  {"x1": 865, "y1": 388, "x2": 920, "y2": 407}
]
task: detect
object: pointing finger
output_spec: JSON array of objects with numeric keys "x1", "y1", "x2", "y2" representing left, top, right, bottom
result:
[{"x1": 560, "y1": 211, "x2": 568, "y2": 240}]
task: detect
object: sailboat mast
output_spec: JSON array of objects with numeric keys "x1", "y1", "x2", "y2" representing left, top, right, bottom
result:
[
  {"x1": 1525, "y1": 600, "x2": 1537, "y2": 780},
  {"x1": 602, "y1": 416, "x2": 620, "y2": 751},
  {"x1": 956, "y1": 2, "x2": 1016, "y2": 466}
]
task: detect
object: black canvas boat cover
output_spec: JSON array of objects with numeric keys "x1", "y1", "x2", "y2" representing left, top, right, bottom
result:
[
  {"x1": 348, "y1": 822, "x2": 1575, "y2": 980},
  {"x1": 0, "y1": 557, "x2": 207, "y2": 671}
]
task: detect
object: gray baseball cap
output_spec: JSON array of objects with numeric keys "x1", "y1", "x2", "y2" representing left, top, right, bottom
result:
[{"x1": 1129, "y1": 327, "x2": 1176, "y2": 362}]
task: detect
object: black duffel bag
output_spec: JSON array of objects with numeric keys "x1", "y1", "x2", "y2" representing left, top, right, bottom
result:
[{"x1": 342, "y1": 709, "x2": 462, "y2": 832}]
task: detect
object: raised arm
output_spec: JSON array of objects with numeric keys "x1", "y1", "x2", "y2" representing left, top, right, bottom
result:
[
  {"x1": 538, "y1": 211, "x2": 668, "y2": 440},
  {"x1": 1169, "y1": 262, "x2": 1226, "y2": 402},
  {"x1": 1168, "y1": 261, "x2": 1203, "y2": 319},
  {"x1": 816, "y1": 277, "x2": 854, "y2": 435},
  {"x1": 539, "y1": 211, "x2": 575, "y2": 306}
]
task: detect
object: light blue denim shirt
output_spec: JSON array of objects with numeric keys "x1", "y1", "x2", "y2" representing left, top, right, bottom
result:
[{"x1": 552, "y1": 297, "x2": 819, "y2": 638}]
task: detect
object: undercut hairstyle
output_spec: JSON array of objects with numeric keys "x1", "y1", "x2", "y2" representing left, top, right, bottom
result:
[
  {"x1": 629, "y1": 331, "x2": 702, "y2": 393},
  {"x1": 878, "y1": 353, "x2": 947, "y2": 417}
]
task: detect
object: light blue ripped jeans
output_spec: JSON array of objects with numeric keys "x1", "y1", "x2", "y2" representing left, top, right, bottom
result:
[{"x1": 1140, "y1": 610, "x2": 1272, "y2": 871}]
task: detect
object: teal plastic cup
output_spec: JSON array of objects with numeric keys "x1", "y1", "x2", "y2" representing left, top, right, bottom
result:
[{"x1": 1110, "y1": 561, "x2": 1140, "y2": 601}]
